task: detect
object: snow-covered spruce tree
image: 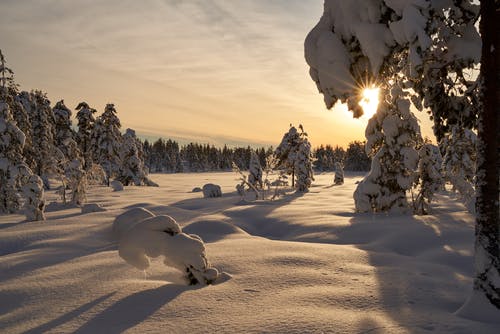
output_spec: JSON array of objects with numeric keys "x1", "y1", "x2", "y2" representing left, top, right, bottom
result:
[
  {"x1": 29, "y1": 90, "x2": 57, "y2": 186},
  {"x1": 0, "y1": 99, "x2": 45, "y2": 220},
  {"x1": 305, "y1": 0, "x2": 500, "y2": 313},
  {"x1": 65, "y1": 158, "x2": 87, "y2": 205},
  {"x1": 294, "y1": 134, "x2": 314, "y2": 192},
  {"x1": 248, "y1": 150, "x2": 263, "y2": 190},
  {"x1": 92, "y1": 104, "x2": 122, "y2": 186},
  {"x1": 354, "y1": 86, "x2": 421, "y2": 212},
  {"x1": 413, "y1": 143, "x2": 444, "y2": 215},
  {"x1": 53, "y1": 100, "x2": 79, "y2": 161},
  {"x1": 117, "y1": 128, "x2": 156, "y2": 186},
  {"x1": 75, "y1": 102, "x2": 97, "y2": 171},
  {"x1": 275, "y1": 124, "x2": 314, "y2": 191},
  {"x1": 441, "y1": 125, "x2": 477, "y2": 211},
  {"x1": 334, "y1": 162, "x2": 344, "y2": 185},
  {"x1": 22, "y1": 174, "x2": 45, "y2": 221}
]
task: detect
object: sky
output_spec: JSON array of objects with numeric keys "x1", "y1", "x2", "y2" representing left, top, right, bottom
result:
[{"x1": 0, "y1": 0, "x2": 434, "y2": 148}]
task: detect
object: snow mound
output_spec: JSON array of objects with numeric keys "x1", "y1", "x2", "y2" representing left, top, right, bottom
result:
[
  {"x1": 202, "y1": 183, "x2": 222, "y2": 198},
  {"x1": 113, "y1": 207, "x2": 219, "y2": 285},
  {"x1": 81, "y1": 203, "x2": 106, "y2": 214},
  {"x1": 110, "y1": 180, "x2": 124, "y2": 192},
  {"x1": 113, "y1": 207, "x2": 155, "y2": 239},
  {"x1": 183, "y1": 219, "x2": 248, "y2": 242}
]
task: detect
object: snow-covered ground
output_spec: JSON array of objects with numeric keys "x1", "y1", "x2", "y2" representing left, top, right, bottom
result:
[{"x1": 0, "y1": 172, "x2": 497, "y2": 333}]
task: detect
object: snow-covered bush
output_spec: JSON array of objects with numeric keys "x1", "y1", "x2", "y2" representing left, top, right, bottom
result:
[
  {"x1": 113, "y1": 207, "x2": 155, "y2": 238},
  {"x1": 110, "y1": 180, "x2": 124, "y2": 192},
  {"x1": 413, "y1": 144, "x2": 444, "y2": 215},
  {"x1": 202, "y1": 183, "x2": 222, "y2": 198},
  {"x1": 334, "y1": 162, "x2": 344, "y2": 185},
  {"x1": 275, "y1": 125, "x2": 314, "y2": 192},
  {"x1": 113, "y1": 208, "x2": 219, "y2": 285}
]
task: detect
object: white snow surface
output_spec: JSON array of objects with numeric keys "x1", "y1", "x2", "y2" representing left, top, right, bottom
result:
[{"x1": 0, "y1": 172, "x2": 498, "y2": 333}]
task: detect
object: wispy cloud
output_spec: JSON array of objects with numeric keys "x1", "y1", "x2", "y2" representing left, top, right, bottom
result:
[{"x1": 0, "y1": 0, "x2": 385, "y2": 147}]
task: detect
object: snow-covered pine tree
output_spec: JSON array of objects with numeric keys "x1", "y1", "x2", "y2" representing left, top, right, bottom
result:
[
  {"x1": 275, "y1": 125, "x2": 314, "y2": 192},
  {"x1": 248, "y1": 150, "x2": 263, "y2": 190},
  {"x1": 75, "y1": 102, "x2": 97, "y2": 171},
  {"x1": 28, "y1": 90, "x2": 58, "y2": 187},
  {"x1": 53, "y1": 100, "x2": 79, "y2": 161},
  {"x1": 117, "y1": 128, "x2": 153, "y2": 186},
  {"x1": 354, "y1": 86, "x2": 421, "y2": 212},
  {"x1": 413, "y1": 143, "x2": 444, "y2": 215},
  {"x1": 65, "y1": 158, "x2": 87, "y2": 205},
  {"x1": 305, "y1": 0, "x2": 500, "y2": 313},
  {"x1": 0, "y1": 98, "x2": 44, "y2": 219},
  {"x1": 294, "y1": 134, "x2": 314, "y2": 192},
  {"x1": 441, "y1": 125, "x2": 477, "y2": 211},
  {"x1": 22, "y1": 174, "x2": 45, "y2": 221},
  {"x1": 0, "y1": 100, "x2": 26, "y2": 213},
  {"x1": 92, "y1": 103, "x2": 122, "y2": 186},
  {"x1": 334, "y1": 162, "x2": 344, "y2": 185}
]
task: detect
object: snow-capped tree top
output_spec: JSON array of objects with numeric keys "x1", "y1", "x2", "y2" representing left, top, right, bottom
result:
[
  {"x1": 53, "y1": 100, "x2": 72, "y2": 120},
  {"x1": 304, "y1": 0, "x2": 481, "y2": 117}
]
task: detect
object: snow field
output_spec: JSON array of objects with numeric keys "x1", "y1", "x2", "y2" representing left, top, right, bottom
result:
[{"x1": 0, "y1": 172, "x2": 498, "y2": 333}]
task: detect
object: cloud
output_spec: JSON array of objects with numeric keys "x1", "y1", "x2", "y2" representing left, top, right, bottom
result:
[{"x1": 0, "y1": 1, "x2": 383, "y2": 148}]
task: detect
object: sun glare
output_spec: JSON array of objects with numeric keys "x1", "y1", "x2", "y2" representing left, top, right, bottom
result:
[{"x1": 359, "y1": 87, "x2": 380, "y2": 118}]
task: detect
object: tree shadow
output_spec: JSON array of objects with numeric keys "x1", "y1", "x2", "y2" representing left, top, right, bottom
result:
[
  {"x1": 74, "y1": 284, "x2": 192, "y2": 334},
  {"x1": 23, "y1": 292, "x2": 116, "y2": 334},
  {"x1": 345, "y1": 210, "x2": 477, "y2": 332}
]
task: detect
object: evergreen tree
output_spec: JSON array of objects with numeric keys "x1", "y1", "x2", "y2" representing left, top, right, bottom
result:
[
  {"x1": 413, "y1": 144, "x2": 444, "y2": 215},
  {"x1": 334, "y1": 162, "x2": 344, "y2": 185},
  {"x1": 441, "y1": 125, "x2": 477, "y2": 211},
  {"x1": 75, "y1": 102, "x2": 97, "y2": 170},
  {"x1": 248, "y1": 150, "x2": 263, "y2": 190},
  {"x1": 117, "y1": 128, "x2": 151, "y2": 186},
  {"x1": 0, "y1": 54, "x2": 44, "y2": 220},
  {"x1": 344, "y1": 141, "x2": 371, "y2": 172},
  {"x1": 93, "y1": 103, "x2": 122, "y2": 185},
  {"x1": 53, "y1": 100, "x2": 79, "y2": 161},
  {"x1": 294, "y1": 134, "x2": 314, "y2": 192},
  {"x1": 275, "y1": 124, "x2": 314, "y2": 191},
  {"x1": 354, "y1": 86, "x2": 421, "y2": 212}
]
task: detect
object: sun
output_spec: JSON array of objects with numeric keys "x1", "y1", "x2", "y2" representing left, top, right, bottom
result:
[{"x1": 359, "y1": 87, "x2": 380, "y2": 118}]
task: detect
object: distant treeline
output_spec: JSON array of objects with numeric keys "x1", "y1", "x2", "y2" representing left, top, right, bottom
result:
[{"x1": 142, "y1": 138, "x2": 371, "y2": 173}]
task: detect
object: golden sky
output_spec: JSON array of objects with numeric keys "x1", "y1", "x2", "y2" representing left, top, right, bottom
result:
[{"x1": 0, "y1": 0, "x2": 434, "y2": 148}]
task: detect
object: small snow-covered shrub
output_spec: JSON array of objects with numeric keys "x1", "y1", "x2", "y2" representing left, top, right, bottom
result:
[
  {"x1": 81, "y1": 203, "x2": 106, "y2": 214},
  {"x1": 110, "y1": 180, "x2": 124, "y2": 192},
  {"x1": 202, "y1": 183, "x2": 222, "y2": 198},
  {"x1": 113, "y1": 207, "x2": 219, "y2": 285},
  {"x1": 334, "y1": 162, "x2": 344, "y2": 185},
  {"x1": 113, "y1": 207, "x2": 155, "y2": 238}
]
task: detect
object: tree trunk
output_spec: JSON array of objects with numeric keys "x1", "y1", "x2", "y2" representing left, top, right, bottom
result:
[{"x1": 472, "y1": 0, "x2": 500, "y2": 309}]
